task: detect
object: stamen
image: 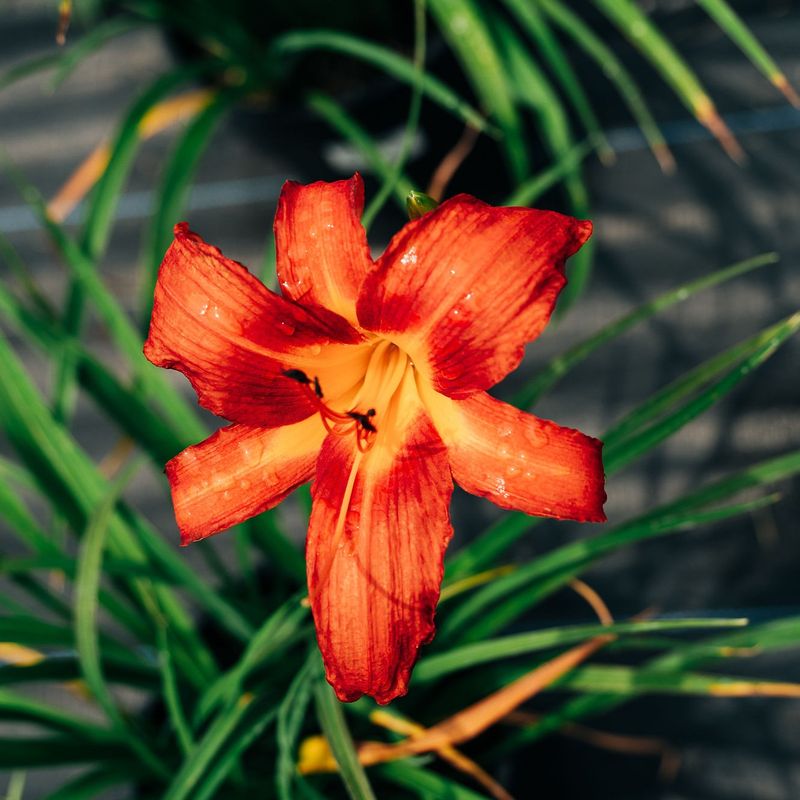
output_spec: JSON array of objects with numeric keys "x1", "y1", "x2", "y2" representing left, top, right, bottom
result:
[
  {"x1": 311, "y1": 448, "x2": 364, "y2": 599},
  {"x1": 283, "y1": 340, "x2": 409, "y2": 454}
]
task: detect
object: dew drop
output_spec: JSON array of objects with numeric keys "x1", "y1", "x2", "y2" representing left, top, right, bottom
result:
[
  {"x1": 211, "y1": 305, "x2": 221, "y2": 320},
  {"x1": 278, "y1": 319, "x2": 296, "y2": 335},
  {"x1": 497, "y1": 425, "x2": 514, "y2": 439},
  {"x1": 450, "y1": 306, "x2": 461, "y2": 317},
  {"x1": 309, "y1": 344, "x2": 322, "y2": 355},
  {"x1": 223, "y1": 490, "x2": 231, "y2": 499},
  {"x1": 240, "y1": 479, "x2": 251, "y2": 489},
  {"x1": 198, "y1": 302, "x2": 209, "y2": 316},
  {"x1": 506, "y1": 464, "x2": 520, "y2": 477},
  {"x1": 400, "y1": 246, "x2": 418, "y2": 266}
]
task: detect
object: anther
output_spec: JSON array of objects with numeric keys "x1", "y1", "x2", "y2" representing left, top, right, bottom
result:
[
  {"x1": 347, "y1": 410, "x2": 378, "y2": 433},
  {"x1": 313, "y1": 376, "x2": 324, "y2": 399},
  {"x1": 282, "y1": 368, "x2": 311, "y2": 384}
]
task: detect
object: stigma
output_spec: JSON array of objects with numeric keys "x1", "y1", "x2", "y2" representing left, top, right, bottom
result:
[{"x1": 283, "y1": 340, "x2": 410, "y2": 454}]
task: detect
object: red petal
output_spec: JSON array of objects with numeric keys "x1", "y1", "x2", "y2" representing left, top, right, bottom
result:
[
  {"x1": 275, "y1": 174, "x2": 374, "y2": 325},
  {"x1": 144, "y1": 224, "x2": 363, "y2": 427},
  {"x1": 358, "y1": 196, "x2": 591, "y2": 397},
  {"x1": 307, "y1": 376, "x2": 453, "y2": 704},
  {"x1": 427, "y1": 390, "x2": 605, "y2": 522},
  {"x1": 167, "y1": 416, "x2": 326, "y2": 544}
]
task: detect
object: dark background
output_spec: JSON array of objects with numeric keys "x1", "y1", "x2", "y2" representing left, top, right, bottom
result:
[{"x1": 1, "y1": 0, "x2": 799, "y2": 797}]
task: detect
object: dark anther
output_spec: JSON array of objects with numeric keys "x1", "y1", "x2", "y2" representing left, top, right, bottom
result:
[
  {"x1": 348, "y1": 410, "x2": 377, "y2": 433},
  {"x1": 313, "y1": 376, "x2": 324, "y2": 399},
  {"x1": 283, "y1": 368, "x2": 311, "y2": 384}
]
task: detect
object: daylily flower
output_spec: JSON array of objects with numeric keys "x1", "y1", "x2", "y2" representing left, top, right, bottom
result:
[{"x1": 144, "y1": 174, "x2": 606, "y2": 704}]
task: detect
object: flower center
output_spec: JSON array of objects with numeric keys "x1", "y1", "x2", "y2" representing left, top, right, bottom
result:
[{"x1": 283, "y1": 339, "x2": 410, "y2": 453}]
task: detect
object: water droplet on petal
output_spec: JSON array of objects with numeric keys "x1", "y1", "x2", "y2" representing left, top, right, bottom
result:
[
  {"x1": 278, "y1": 320, "x2": 296, "y2": 335},
  {"x1": 198, "y1": 302, "x2": 209, "y2": 316}
]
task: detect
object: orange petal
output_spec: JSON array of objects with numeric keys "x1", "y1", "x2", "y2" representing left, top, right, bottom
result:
[
  {"x1": 426, "y1": 390, "x2": 605, "y2": 522},
  {"x1": 167, "y1": 416, "x2": 326, "y2": 544},
  {"x1": 358, "y1": 196, "x2": 591, "y2": 397},
  {"x1": 307, "y1": 374, "x2": 454, "y2": 704},
  {"x1": 144, "y1": 223, "x2": 363, "y2": 428},
  {"x1": 274, "y1": 174, "x2": 374, "y2": 325}
]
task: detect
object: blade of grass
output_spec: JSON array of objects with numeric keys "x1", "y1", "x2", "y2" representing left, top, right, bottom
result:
[
  {"x1": 496, "y1": 614, "x2": 800, "y2": 753},
  {"x1": 428, "y1": 0, "x2": 529, "y2": 180},
  {"x1": 42, "y1": 767, "x2": 132, "y2": 800},
  {"x1": 604, "y1": 311, "x2": 800, "y2": 473},
  {"x1": 0, "y1": 330, "x2": 226, "y2": 682},
  {"x1": 448, "y1": 311, "x2": 800, "y2": 579},
  {"x1": 193, "y1": 596, "x2": 309, "y2": 726},
  {"x1": 306, "y1": 92, "x2": 413, "y2": 211},
  {"x1": 514, "y1": 252, "x2": 779, "y2": 409},
  {"x1": 75, "y1": 456, "x2": 170, "y2": 778},
  {"x1": 1, "y1": 161, "x2": 207, "y2": 443},
  {"x1": 695, "y1": 0, "x2": 799, "y2": 107},
  {"x1": 139, "y1": 90, "x2": 234, "y2": 325},
  {"x1": 161, "y1": 694, "x2": 258, "y2": 800},
  {"x1": 538, "y1": 0, "x2": 674, "y2": 172},
  {"x1": 157, "y1": 626, "x2": 194, "y2": 757},
  {"x1": 271, "y1": 29, "x2": 491, "y2": 134},
  {"x1": 592, "y1": 0, "x2": 743, "y2": 160},
  {"x1": 361, "y1": 0, "x2": 426, "y2": 229},
  {"x1": 504, "y1": 139, "x2": 593, "y2": 207},
  {"x1": 314, "y1": 674, "x2": 377, "y2": 800},
  {"x1": 55, "y1": 67, "x2": 204, "y2": 424},
  {"x1": 496, "y1": 16, "x2": 593, "y2": 310},
  {"x1": 190, "y1": 702, "x2": 279, "y2": 800},
  {"x1": 416, "y1": 618, "x2": 747, "y2": 683},
  {"x1": 442, "y1": 491, "x2": 779, "y2": 644},
  {"x1": 500, "y1": 0, "x2": 614, "y2": 162},
  {"x1": 0, "y1": 687, "x2": 117, "y2": 740},
  {"x1": 276, "y1": 649, "x2": 318, "y2": 800},
  {"x1": 377, "y1": 761, "x2": 488, "y2": 799}
]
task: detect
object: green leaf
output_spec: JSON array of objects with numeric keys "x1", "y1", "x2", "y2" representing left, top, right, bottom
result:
[
  {"x1": 428, "y1": 0, "x2": 528, "y2": 180},
  {"x1": 307, "y1": 92, "x2": 413, "y2": 211},
  {"x1": 194, "y1": 596, "x2": 309, "y2": 726},
  {"x1": 500, "y1": 0, "x2": 613, "y2": 162},
  {"x1": 161, "y1": 695, "x2": 260, "y2": 800},
  {"x1": 190, "y1": 702, "x2": 279, "y2": 800},
  {"x1": 139, "y1": 91, "x2": 234, "y2": 325},
  {"x1": 448, "y1": 311, "x2": 800, "y2": 579},
  {"x1": 604, "y1": 311, "x2": 800, "y2": 473},
  {"x1": 157, "y1": 626, "x2": 194, "y2": 757},
  {"x1": 276, "y1": 649, "x2": 318, "y2": 800},
  {"x1": 513, "y1": 252, "x2": 779, "y2": 409},
  {"x1": 504, "y1": 139, "x2": 593, "y2": 207},
  {"x1": 0, "y1": 161, "x2": 206, "y2": 443},
  {"x1": 74, "y1": 456, "x2": 170, "y2": 778},
  {"x1": 313, "y1": 674, "x2": 377, "y2": 800},
  {"x1": 377, "y1": 761, "x2": 488, "y2": 799},
  {"x1": 415, "y1": 618, "x2": 747, "y2": 683},
  {"x1": 271, "y1": 30, "x2": 491, "y2": 134},
  {"x1": 442, "y1": 492, "x2": 778, "y2": 644},
  {"x1": 537, "y1": 0, "x2": 673, "y2": 171},
  {"x1": 495, "y1": 15, "x2": 592, "y2": 309},
  {"x1": 0, "y1": 687, "x2": 114, "y2": 740},
  {"x1": 695, "y1": 0, "x2": 799, "y2": 106},
  {"x1": 361, "y1": 0, "x2": 426, "y2": 230},
  {"x1": 591, "y1": 0, "x2": 733, "y2": 153},
  {"x1": 42, "y1": 767, "x2": 132, "y2": 800}
]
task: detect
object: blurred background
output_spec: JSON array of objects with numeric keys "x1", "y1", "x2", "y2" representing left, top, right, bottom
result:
[{"x1": 1, "y1": 0, "x2": 799, "y2": 798}]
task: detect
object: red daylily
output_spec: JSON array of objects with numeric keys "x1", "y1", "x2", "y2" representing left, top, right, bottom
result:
[{"x1": 144, "y1": 174, "x2": 606, "y2": 704}]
